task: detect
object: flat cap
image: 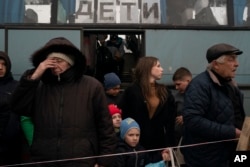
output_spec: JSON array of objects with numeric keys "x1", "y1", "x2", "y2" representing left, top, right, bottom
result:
[{"x1": 206, "y1": 43, "x2": 243, "y2": 63}]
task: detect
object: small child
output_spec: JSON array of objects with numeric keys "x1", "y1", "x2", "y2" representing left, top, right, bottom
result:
[
  {"x1": 114, "y1": 117, "x2": 170, "y2": 167},
  {"x1": 104, "y1": 72, "x2": 123, "y2": 104},
  {"x1": 108, "y1": 104, "x2": 122, "y2": 136}
]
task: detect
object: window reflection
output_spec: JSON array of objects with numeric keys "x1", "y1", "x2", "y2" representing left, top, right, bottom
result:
[
  {"x1": 25, "y1": 0, "x2": 51, "y2": 4},
  {"x1": 166, "y1": 0, "x2": 228, "y2": 26},
  {"x1": 0, "y1": 0, "x2": 25, "y2": 24},
  {"x1": 0, "y1": 0, "x2": 250, "y2": 27},
  {"x1": 71, "y1": 0, "x2": 228, "y2": 26},
  {"x1": 233, "y1": 0, "x2": 249, "y2": 26},
  {"x1": 24, "y1": 0, "x2": 51, "y2": 23}
]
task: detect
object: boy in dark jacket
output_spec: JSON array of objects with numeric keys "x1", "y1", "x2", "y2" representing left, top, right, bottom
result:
[{"x1": 114, "y1": 117, "x2": 170, "y2": 167}]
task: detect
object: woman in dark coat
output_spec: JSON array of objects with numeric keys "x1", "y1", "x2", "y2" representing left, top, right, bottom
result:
[
  {"x1": 11, "y1": 37, "x2": 116, "y2": 167},
  {"x1": 118, "y1": 56, "x2": 176, "y2": 162}
]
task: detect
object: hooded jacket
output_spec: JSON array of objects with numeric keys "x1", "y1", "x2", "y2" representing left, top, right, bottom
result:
[
  {"x1": 11, "y1": 37, "x2": 116, "y2": 167},
  {"x1": 0, "y1": 51, "x2": 21, "y2": 165}
]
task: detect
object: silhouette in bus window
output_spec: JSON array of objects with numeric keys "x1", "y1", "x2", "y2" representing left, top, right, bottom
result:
[
  {"x1": 187, "y1": 0, "x2": 219, "y2": 25},
  {"x1": 125, "y1": 35, "x2": 140, "y2": 62},
  {"x1": 166, "y1": 0, "x2": 196, "y2": 25},
  {"x1": 106, "y1": 34, "x2": 125, "y2": 79},
  {"x1": 24, "y1": 8, "x2": 38, "y2": 23},
  {"x1": 95, "y1": 34, "x2": 118, "y2": 83}
]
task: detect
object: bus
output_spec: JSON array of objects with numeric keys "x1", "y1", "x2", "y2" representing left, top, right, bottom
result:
[{"x1": 0, "y1": 0, "x2": 250, "y2": 115}]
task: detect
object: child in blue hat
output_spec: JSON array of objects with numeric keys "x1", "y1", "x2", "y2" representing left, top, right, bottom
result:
[{"x1": 114, "y1": 118, "x2": 170, "y2": 167}]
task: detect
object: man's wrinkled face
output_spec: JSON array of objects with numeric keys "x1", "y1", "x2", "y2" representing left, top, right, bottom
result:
[
  {"x1": 213, "y1": 54, "x2": 239, "y2": 80},
  {"x1": 0, "y1": 59, "x2": 7, "y2": 77}
]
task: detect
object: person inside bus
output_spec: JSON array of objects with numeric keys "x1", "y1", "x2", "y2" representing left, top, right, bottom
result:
[
  {"x1": 96, "y1": 34, "x2": 121, "y2": 83},
  {"x1": 104, "y1": 72, "x2": 123, "y2": 105},
  {"x1": 181, "y1": 43, "x2": 246, "y2": 167},
  {"x1": 187, "y1": 0, "x2": 219, "y2": 25},
  {"x1": 11, "y1": 37, "x2": 117, "y2": 167},
  {"x1": 106, "y1": 34, "x2": 125, "y2": 78},
  {"x1": 166, "y1": 0, "x2": 195, "y2": 25}
]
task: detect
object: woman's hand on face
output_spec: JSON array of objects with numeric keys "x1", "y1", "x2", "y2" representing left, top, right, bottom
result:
[{"x1": 30, "y1": 58, "x2": 57, "y2": 80}]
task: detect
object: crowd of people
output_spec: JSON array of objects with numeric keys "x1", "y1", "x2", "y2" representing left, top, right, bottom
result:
[{"x1": 0, "y1": 37, "x2": 246, "y2": 167}]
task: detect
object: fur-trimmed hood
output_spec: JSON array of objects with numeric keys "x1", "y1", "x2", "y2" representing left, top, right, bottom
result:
[{"x1": 30, "y1": 37, "x2": 86, "y2": 83}]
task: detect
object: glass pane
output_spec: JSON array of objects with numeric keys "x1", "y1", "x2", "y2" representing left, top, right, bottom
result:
[
  {"x1": 72, "y1": 0, "x2": 162, "y2": 24},
  {"x1": 233, "y1": 0, "x2": 249, "y2": 26},
  {"x1": 0, "y1": 0, "x2": 25, "y2": 24},
  {"x1": 70, "y1": 0, "x2": 229, "y2": 26},
  {"x1": 165, "y1": 0, "x2": 228, "y2": 26},
  {"x1": 24, "y1": 0, "x2": 51, "y2": 23}
]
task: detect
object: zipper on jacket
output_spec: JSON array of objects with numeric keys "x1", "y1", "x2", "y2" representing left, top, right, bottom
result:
[
  {"x1": 134, "y1": 148, "x2": 138, "y2": 167},
  {"x1": 56, "y1": 86, "x2": 64, "y2": 159},
  {"x1": 57, "y1": 74, "x2": 60, "y2": 81}
]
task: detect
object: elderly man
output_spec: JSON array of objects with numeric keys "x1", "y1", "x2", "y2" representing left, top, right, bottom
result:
[{"x1": 181, "y1": 43, "x2": 246, "y2": 167}]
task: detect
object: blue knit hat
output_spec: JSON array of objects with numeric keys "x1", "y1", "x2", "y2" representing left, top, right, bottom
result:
[
  {"x1": 120, "y1": 118, "x2": 140, "y2": 140},
  {"x1": 104, "y1": 72, "x2": 121, "y2": 90}
]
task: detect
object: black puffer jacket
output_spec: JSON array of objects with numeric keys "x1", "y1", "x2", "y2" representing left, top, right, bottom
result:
[
  {"x1": 11, "y1": 37, "x2": 116, "y2": 167},
  {"x1": 182, "y1": 69, "x2": 245, "y2": 167},
  {"x1": 0, "y1": 51, "x2": 21, "y2": 165}
]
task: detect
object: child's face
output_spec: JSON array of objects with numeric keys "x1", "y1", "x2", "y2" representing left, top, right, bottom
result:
[
  {"x1": 124, "y1": 128, "x2": 140, "y2": 147},
  {"x1": 106, "y1": 85, "x2": 120, "y2": 96},
  {"x1": 112, "y1": 113, "x2": 122, "y2": 128},
  {"x1": 174, "y1": 77, "x2": 191, "y2": 93}
]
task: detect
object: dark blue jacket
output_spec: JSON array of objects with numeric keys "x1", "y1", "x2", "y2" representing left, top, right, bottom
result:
[{"x1": 182, "y1": 69, "x2": 245, "y2": 167}]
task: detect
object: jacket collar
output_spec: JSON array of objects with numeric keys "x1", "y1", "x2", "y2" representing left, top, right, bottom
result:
[{"x1": 206, "y1": 67, "x2": 237, "y2": 87}]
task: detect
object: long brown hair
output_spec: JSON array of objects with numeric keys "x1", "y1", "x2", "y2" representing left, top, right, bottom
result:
[{"x1": 134, "y1": 56, "x2": 167, "y2": 103}]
